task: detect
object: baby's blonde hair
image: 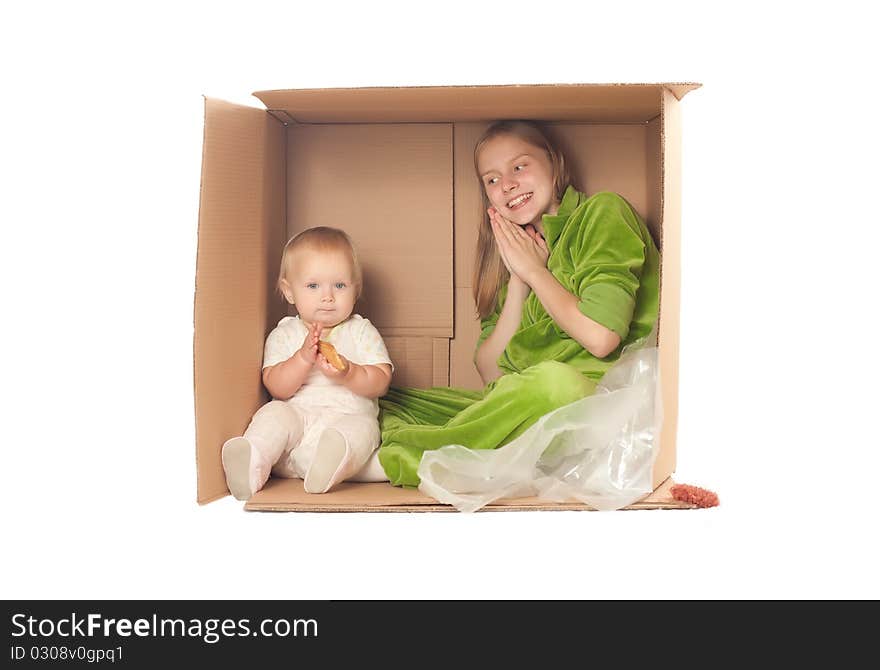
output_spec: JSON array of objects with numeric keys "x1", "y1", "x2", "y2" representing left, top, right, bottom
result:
[
  {"x1": 472, "y1": 121, "x2": 572, "y2": 319},
  {"x1": 278, "y1": 226, "x2": 363, "y2": 300}
]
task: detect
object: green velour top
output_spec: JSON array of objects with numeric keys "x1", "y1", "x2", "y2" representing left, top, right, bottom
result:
[{"x1": 476, "y1": 187, "x2": 661, "y2": 382}]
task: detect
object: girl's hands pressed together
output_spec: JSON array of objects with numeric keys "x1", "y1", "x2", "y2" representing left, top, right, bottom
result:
[
  {"x1": 297, "y1": 322, "x2": 323, "y2": 365},
  {"x1": 489, "y1": 207, "x2": 550, "y2": 286},
  {"x1": 490, "y1": 207, "x2": 516, "y2": 276}
]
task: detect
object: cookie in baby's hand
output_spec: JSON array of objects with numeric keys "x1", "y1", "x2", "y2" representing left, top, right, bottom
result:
[{"x1": 318, "y1": 340, "x2": 346, "y2": 371}]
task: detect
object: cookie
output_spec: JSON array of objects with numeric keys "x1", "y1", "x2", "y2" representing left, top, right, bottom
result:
[{"x1": 318, "y1": 340, "x2": 346, "y2": 371}]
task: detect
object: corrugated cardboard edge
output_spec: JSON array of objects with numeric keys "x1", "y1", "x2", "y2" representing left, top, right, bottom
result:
[
  {"x1": 194, "y1": 97, "x2": 287, "y2": 504},
  {"x1": 664, "y1": 82, "x2": 701, "y2": 100},
  {"x1": 243, "y1": 477, "x2": 695, "y2": 512},
  {"x1": 254, "y1": 82, "x2": 702, "y2": 100},
  {"x1": 252, "y1": 82, "x2": 701, "y2": 124},
  {"x1": 653, "y1": 87, "x2": 685, "y2": 488},
  {"x1": 193, "y1": 97, "x2": 209, "y2": 503}
]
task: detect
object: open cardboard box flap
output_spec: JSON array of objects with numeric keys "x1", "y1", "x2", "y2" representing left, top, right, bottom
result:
[
  {"x1": 195, "y1": 82, "x2": 700, "y2": 511},
  {"x1": 253, "y1": 82, "x2": 701, "y2": 123}
]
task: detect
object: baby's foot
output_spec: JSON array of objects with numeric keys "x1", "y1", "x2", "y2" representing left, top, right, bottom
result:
[
  {"x1": 304, "y1": 428, "x2": 348, "y2": 494},
  {"x1": 221, "y1": 437, "x2": 270, "y2": 500}
]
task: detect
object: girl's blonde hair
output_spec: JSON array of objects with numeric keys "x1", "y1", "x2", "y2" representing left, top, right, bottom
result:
[
  {"x1": 278, "y1": 226, "x2": 363, "y2": 300},
  {"x1": 471, "y1": 120, "x2": 572, "y2": 319}
]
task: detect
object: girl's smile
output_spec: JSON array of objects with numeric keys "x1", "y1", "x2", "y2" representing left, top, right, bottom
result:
[{"x1": 506, "y1": 191, "x2": 534, "y2": 211}]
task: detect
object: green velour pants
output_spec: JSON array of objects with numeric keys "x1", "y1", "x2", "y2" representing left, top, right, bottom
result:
[{"x1": 377, "y1": 360, "x2": 597, "y2": 487}]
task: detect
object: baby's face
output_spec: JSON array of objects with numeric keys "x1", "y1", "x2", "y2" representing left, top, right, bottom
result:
[
  {"x1": 477, "y1": 134, "x2": 557, "y2": 227},
  {"x1": 285, "y1": 250, "x2": 357, "y2": 329}
]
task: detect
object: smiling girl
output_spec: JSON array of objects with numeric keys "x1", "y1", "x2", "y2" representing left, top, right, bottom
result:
[{"x1": 377, "y1": 120, "x2": 660, "y2": 488}]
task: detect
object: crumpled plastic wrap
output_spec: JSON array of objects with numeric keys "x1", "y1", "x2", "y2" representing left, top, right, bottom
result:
[{"x1": 417, "y1": 342, "x2": 662, "y2": 512}]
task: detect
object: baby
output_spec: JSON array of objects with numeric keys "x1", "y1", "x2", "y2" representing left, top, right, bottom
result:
[{"x1": 222, "y1": 226, "x2": 393, "y2": 499}]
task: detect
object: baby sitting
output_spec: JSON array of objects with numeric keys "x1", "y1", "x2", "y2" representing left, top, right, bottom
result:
[{"x1": 222, "y1": 226, "x2": 393, "y2": 499}]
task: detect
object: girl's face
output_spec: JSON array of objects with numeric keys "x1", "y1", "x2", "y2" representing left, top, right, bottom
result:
[
  {"x1": 282, "y1": 249, "x2": 357, "y2": 329},
  {"x1": 477, "y1": 134, "x2": 558, "y2": 227}
]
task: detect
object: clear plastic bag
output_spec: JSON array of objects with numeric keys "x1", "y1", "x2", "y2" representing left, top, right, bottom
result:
[{"x1": 417, "y1": 342, "x2": 662, "y2": 512}]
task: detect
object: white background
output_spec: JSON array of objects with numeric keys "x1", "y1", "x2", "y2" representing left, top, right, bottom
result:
[{"x1": 2, "y1": 0, "x2": 878, "y2": 599}]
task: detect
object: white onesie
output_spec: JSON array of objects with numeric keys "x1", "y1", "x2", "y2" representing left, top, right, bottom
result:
[{"x1": 260, "y1": 314, "x2": 393, "y2": 480}]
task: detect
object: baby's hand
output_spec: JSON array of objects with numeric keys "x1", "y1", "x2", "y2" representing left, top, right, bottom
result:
[
  {"x1": 317, "y1": 352, "x2": 351, "y2": 381},
  {"x1": 297, "y1": 322, "x2": 322, "y2": 365}
]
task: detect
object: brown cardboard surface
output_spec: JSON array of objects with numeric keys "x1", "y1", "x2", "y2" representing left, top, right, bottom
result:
[
  {"x1": 432, "y1": 338, "x2": 450, "y2": 387},
  {"x1": 195, "y1": 83, "x2": 699, "y2": 510},
  {"x1": 382, "y1": 337, "x2": 446, "y2": 388},
  {"x1": 285, "y1": 124, "x2": 453, "y2": 339},
  {"x1": 646, "y1": 116, "x2": 662, "y2": 242},
  {"x1": 654, "y1": 89, "x2": 683, "y2": 488},
  {"x1": 194, "y1": 98, "x2": 286, "y2": 504},
  {"x1": 451, "y1": 286, "x2": 484, "y2": 390},
  {"x1": 253, "y1": 83, "x2": 700, "y2": 124},
  {"x1": 243, "y1": 476, "x2": 694, "y2": 512}
]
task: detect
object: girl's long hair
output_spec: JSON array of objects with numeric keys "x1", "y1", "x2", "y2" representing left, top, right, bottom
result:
[{"x1": 472, "y1": 121, "x2": 572, "y2": 319}]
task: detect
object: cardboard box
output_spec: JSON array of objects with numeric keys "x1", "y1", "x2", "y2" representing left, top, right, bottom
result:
[{"x1": 194, "y1": 82, "x2": 700, "y2": 511}]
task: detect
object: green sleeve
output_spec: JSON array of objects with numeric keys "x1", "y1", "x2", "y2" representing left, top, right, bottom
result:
[{"x1": 569, "y1": 193, "x2": 647, "y2": 341}]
